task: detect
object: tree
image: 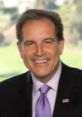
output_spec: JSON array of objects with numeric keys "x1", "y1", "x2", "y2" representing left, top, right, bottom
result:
[
  {"x1": 34, "y1": 0, "x2": 58, "y2": 10},
  {"x1": 59, "y1": 0, "x2": 82, "y2": 44}
]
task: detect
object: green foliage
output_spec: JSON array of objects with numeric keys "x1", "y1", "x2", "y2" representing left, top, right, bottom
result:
[
  {"x1": 58, "y1": 0, "x2": 82, "y2": 44},
  {"x1": 0, "y1": 14, "x2": 11, "y2": 29},
  {"x1": 34, "y1": 0, "x2": 57, "y2": 9}
]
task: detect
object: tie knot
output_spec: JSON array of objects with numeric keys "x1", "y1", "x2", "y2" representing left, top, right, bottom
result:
[{"x1": 39, "y1": 85, "x2": 50, "y2": 94}]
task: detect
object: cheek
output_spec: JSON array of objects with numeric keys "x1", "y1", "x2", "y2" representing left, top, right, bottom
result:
[
  {"x1": 50, "y1": 46, "x2": 61, "y2": 58},
  {"x1": 20, "y1": 50, "x2": 30, "y2": 60}
]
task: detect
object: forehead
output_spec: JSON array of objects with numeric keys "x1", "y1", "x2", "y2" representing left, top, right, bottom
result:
[
  {"x1": 21, "y1": 18, "x2": 56, "y2": 42},
  {"x1": 22, "y1": 18, "x2": 55, "y2": 29},
  {"x1": 22, "y1": 18, "x2": 56, "y2": 38},
  {"x1": 22, "y1": 18, "x2": 56, "y2": 37}
]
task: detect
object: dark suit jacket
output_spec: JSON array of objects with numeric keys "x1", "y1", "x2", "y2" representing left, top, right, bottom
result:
[{"x1": 0, "y1": 63, "x2": 82, "y2": 117}]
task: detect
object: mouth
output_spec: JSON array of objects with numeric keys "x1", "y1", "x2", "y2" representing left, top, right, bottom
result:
[{"x1": 34, "y1": 59, "x2": 48, "y2": 64}]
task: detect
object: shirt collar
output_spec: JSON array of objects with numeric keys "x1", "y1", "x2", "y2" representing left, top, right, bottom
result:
[
  {"x1": 47, "y1": 62, "x2": 62, "y2": 91},
  {"x1": 32, "y1": 62, "x2": 62, "y2": 94}
]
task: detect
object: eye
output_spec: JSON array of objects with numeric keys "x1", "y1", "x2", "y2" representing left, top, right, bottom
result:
[
  {"x1": 23, "y1": 41, "x2": 35, "y2": 46},
  {"x1": 45, "y1": 39, "x2": 53, "y2": 43},
  {"x1": 44, "y1": 38, "x2": 56, "y2": 44}
]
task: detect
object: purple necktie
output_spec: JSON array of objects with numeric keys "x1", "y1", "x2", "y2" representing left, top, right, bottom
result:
[{"x1": 35, "y1": 85, "x2": 51, "y2": 117}]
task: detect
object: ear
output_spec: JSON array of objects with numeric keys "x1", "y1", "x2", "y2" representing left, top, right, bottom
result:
[
  {"x1": 59, "y1": 39, "x2": 64, "y2": 55},
  {"x1": 17, "y1": 42, "x2": 21, "y2": 52},
  {"x1": 17, "y1": 42, "x2": 23, "y2": 58}
]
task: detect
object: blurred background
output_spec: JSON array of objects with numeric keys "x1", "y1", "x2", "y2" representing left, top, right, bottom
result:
[{"x1": 0, "y1": 0, "x2": 82, "y2": 81}]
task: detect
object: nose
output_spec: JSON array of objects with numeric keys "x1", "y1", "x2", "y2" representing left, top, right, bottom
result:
[{"x1": 35, "y1": 44, "x2": 44, "y2": 56}]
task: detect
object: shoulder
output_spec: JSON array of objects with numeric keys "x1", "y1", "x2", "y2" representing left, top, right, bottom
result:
[
  {"x1": 0, "y1": 71, "x2": 32, "y2": 94},
  {"x1": 0, "y1": 72, "x2": 27, "y2": 86},
  {"x1": 61, "y1": 63, "x2": 82, "y2": 84},
  {"x1": 0, "y1": 71, "x2": 32, "y2": 109},
  {"x1": 62, "y1": 63, "x2": 82, "y2": 75}
]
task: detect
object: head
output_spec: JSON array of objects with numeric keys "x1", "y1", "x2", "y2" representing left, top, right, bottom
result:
[{"x1": 16, "y1": 9, "x2": 64, "y2": 83}]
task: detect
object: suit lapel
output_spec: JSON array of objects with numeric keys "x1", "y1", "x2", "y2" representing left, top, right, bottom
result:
[
  {"x1": 53, "y1": 63, "x2": 73, "y2": 117},
  {"x1": 18, "y1": 72, "x2": 33, "y2": 117},
  {"x1": 25, "y1": 72, "x2": 33, "y2": 117}
]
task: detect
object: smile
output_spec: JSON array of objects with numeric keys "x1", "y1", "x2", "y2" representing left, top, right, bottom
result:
[{"x1": 34, "y1": 60, "x2": 48, "y2": 64}]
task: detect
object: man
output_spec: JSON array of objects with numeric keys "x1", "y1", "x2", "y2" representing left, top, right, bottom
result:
[{"x1": 0, "y1": 9, "x2": 82, "y2": 117}]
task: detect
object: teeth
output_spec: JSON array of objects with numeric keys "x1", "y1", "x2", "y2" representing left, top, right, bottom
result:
[{"x1": 34, "y1": 60, "x2": 47, "y2": 64}]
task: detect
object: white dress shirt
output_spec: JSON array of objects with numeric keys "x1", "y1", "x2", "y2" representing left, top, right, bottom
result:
[{"x1": 32, "y1": 63, "x2": 62, "y2": 117}]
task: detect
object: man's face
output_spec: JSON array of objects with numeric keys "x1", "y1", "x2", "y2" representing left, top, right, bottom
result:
[{"x1": 17, "y1": 18, "x2": 64, "y2": 82}]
